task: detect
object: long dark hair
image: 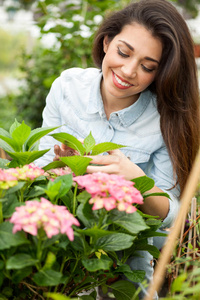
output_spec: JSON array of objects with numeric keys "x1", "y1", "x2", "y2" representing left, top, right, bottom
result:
[{"x1": 92, "y1": 0, "x2": 200, "y2": 193}]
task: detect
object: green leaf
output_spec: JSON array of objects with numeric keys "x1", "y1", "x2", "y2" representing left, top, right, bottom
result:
[
  {"x1": 110, "y1": 211, "x2": 149, "y2": 234},
  {"x1": 171, "y1": 273, "x2": 187, "y2": 293},
  {"x1": 45, "y1": 180, "x2": 62, "y2": 201},
  {"x1": 143, "y1": 192, "x2": 170, "y2": 199},
  {"x1": 0, "y1": 135, "x2": 17, "y2": 152},
  {"x1": 0, "y1": 222, "x2": 29, "y2": 250},
  {"x1": 83, "y1": 131, "x2": 96, "y2": 154},
  {"x1": 111, "y1": 280, "x2": 137, "y2": 300},
  {"x1": 60, "y1": 156, "x2": 92, "y2": 176},
  {"x1": 9, "y1": 119, "x2": 21, "y2": 135},
  {"x1": 82, "y1": 255, "x2": 113, "y2": 272},
  {"x1": 96, "y1": 233, "x2": 135, "y2": 251},
  {"x1": 25, "y1": 126, "x2": 60, "y2": 151},
  {"x1": 53, "y1": 174, "x2": 73, "y2": 198},
  {"x1": 6, "y1": 149, "x2": 50, "y2": 166},
  {"x1": 115, "y1": 265, "x2": 145, "y2": 283},
  {"x1": 43, "y1": 160, "x2": 67, "y2": 171},
  {"x1": 45, "y1": 292, "x2": 78, "y2": 300},
  {"x1": 6, "y1": 254, "x2": 38, "y2": 270},
  {"x1": 135, "y1": 244, "x2": 160, "y2": 258},
  {"x1": 11, "y1": 121, "x2": 31, "y2": 151},
  {"x1": 132, "y1": 176, "x2": 154, "y2": 194},
  {"x1": 33, "y1": 269, "x2": 63, "y2": 286},
  {"x1": 91, "y1": 142, "x2": 126, "y2": 155},
  {"x1": 77, "y1": 228, "x2": 117, "y2": 239},
  {"x1": 51, "y1": 132, "x2": 86, "y2": 155},
  {"x1": 12, "y1": 267, "x2": 32, "y2": 284}
]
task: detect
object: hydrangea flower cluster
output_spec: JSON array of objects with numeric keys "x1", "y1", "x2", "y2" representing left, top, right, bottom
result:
[
  {"x1": 10, "y1": 197, "x2": 80, "y2": 240},
  {"x1": 7, "y1": 163, "x2": 45, "y2": 181},
  {"x1": 0, "y1": 169, "x2": 18, "y2": 190},
  {"x1": 73, "y1": 172, "x2": 143, "y2": 213}
]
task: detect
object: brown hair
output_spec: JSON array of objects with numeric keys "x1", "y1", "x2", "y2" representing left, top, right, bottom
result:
[{"x1": 92, "y1": 0, "x2": 200, "y2": 193}]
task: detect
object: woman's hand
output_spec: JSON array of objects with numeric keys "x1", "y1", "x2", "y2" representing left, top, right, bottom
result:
[
  {"x1": 86, "y1": 149, "x2": 145, "y2": 180},
  {"x1": 53, "y1": 144, "x2": 79, "y2": 161}
]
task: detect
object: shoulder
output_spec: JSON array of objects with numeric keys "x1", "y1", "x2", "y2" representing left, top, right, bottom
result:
[{"x1": 60, "y1": 67, "x2": 100, "y2": 82}]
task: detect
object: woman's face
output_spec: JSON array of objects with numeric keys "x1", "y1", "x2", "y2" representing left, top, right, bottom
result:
[{"x1": 101, "y1": 23, "x2": 162, "y2": 107}]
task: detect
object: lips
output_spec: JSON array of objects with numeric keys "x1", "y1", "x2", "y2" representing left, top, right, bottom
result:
[{"x1": 112, "y1": 71, "x2": 133, "y2": 89}]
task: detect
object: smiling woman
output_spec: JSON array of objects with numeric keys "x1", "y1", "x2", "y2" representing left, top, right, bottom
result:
[{"x1": 35, "y1": 0, "x2": 200, "y2": 299}]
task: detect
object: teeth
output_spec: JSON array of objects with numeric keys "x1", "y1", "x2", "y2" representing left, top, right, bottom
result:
[{"x1": 114, "y1": 73, "x2": 132, "y2": 87}]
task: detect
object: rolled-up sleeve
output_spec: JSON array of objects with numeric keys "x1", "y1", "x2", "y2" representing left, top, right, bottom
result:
[{"x1": 149, "y1": 146, "x2": 180, "y2": 229}]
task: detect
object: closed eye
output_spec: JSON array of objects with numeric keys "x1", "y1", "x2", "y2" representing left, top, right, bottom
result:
[
  {"x1": 141, "y1": 65, "x2": 154, "y2": 73},
  {"x1": 117, "y1": 47, "x2": 129, "y2": 58}
]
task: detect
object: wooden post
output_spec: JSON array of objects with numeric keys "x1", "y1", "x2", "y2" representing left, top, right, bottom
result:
[{"x1": 144, "y1": 148, "x2": 200, "y2": 300}]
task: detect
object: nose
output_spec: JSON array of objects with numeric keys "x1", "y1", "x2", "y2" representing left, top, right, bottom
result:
[{"x1": 121, "y1": 60, "x2": 137, "y2": 79}]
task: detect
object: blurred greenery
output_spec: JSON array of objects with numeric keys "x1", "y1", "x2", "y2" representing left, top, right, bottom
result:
[{"x1": 0, "y1": 0, "x2": 200, "y2": 130}]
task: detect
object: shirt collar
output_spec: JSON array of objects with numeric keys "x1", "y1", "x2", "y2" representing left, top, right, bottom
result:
[{"x1": 86, "y1": 71, "x2": 154, "y2": 127}]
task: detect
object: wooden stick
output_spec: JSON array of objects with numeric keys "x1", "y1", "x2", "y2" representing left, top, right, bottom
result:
[{"x1": 144, "y1": 148, "x2": 200, "y2": 300}]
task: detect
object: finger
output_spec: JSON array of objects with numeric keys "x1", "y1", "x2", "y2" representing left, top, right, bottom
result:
[
  {"x1": 86, "y1": 164, "x2": 118, "y2": 174},
  {"x1": 86, "y1": 154, "x2": 120, "y2": 165},
  {"x1": 54, "y1": 144, "x2": 61, "y2": 155}
]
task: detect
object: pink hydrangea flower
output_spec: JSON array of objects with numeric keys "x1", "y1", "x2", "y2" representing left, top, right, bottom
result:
[
  {"x1": 10, "y1": 198, "x2": 80, "y2": 240},
  {"x1": 0, "y1": 169, "x2": 18, "y2": 189},
  {"x1": 73, "y1": 172, "x2": 143, "y2": 213},
  {"x1": 7, "y1": 163, "x2": 45, "y2": 181}
]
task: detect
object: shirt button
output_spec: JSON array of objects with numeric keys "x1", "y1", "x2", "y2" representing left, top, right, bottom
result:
[
  {"x1": 116, "y1": 113, "x2": 118, "y2": 116},
  {"x1": 109, "y1": 125, "x2": 112, "y2": 129}
]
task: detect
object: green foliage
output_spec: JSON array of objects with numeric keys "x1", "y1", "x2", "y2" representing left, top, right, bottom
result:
[
  {"x1": 0, "y1": 119, "x2": 59, "y2": 167},
  {"x1": 0, "y1": 120, "x2": 166, "y2": 299}
]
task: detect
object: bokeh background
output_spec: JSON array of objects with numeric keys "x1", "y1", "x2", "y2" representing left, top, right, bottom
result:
[{"x1": 0, "y1": 0, "x2": 200, "y2": 131}]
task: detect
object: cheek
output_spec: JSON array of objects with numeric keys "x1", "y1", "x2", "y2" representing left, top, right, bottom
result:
[{"x1": 140, "y1": 73, "x2": 156, "y2": 86}]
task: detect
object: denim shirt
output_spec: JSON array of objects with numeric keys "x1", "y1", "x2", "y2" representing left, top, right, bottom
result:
[{"x1": 36, "y1": 67, "x2": 180, "y2": 230}]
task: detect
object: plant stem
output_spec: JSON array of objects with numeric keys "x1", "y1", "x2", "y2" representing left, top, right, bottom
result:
[
  {"x1": 0, "y1": 202, "x2": 3, "y2": 223},
  {"x1": 73, "y1": 183, "x2": 78, "y2": 215}
]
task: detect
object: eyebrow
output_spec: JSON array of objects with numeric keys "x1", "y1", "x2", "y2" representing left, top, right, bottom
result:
[{"x1": 118, "y1": 40, "x2": 160, "y2": 64}]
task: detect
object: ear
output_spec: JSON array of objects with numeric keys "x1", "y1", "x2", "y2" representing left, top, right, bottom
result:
[{"x1": 103, "y1": 36, "x2": 109, "y2": 53}]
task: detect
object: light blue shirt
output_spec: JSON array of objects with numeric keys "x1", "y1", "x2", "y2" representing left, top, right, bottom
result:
[{"x1": 36, "y1": 67, "x2": 180, "y2": 230}]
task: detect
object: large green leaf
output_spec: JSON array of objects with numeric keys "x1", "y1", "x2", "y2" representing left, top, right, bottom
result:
[
  {"x1": 82, "y1": 255, "x2": 113, "y2": 272},
  {"x1": 51, "y1": 132, "x2": 86, "y2": 155},
  {"x1": 91, "y1": 142, "x2": 126, "y2": 155},
  {"x1": 11, "y1": 121, "x2": 31, "y2": 151},
  {"x1": 110, "y1": 211, "x2": 149, "y2": 235},
  {"x1": 60, "y1": 156, "x2": 92, "y2": 176},
  {"x1": 6, "y1": 149, "x2": 50, "y2": 166},
  {"x1": 111, "y1": 280, "x2": 138, "y2": 300},
  {"x1": 33, "y1": 269, "x2": 63, "y2": 286},
  {"x1": 0, "y1": 222, "x2": 29, "y2": 250},
  {"x1": 83, "y1": 131, "x2": 96, "y2": 154},
  {"x1": 6, "y1": 254, "x2": 38, "y2": 270},
  {"x1": 96, "y1": 233, "x2": 135, "y2": 251},
  {"x1": 25, "y1": 126, "x2": 60, "y2": 151},
  {"x1": 132, "y1": 176, "x2": 155, "y2": 194}
]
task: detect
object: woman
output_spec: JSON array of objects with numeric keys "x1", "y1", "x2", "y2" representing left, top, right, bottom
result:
[{"x1": 36, "y1": 0, "x2": 200, "y2": 298}]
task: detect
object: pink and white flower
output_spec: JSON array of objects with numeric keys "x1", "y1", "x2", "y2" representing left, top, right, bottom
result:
[
  {"x1": 73, "y1": 172, "x2": 143, "y2": 213},
  {"x1": 10, "y1": 197, "x2": 80, "y2": 240}
]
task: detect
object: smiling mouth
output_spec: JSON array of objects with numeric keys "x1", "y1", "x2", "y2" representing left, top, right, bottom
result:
[{"x1": 113, "y1": 72, "x2": 133, "y2": 87}]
